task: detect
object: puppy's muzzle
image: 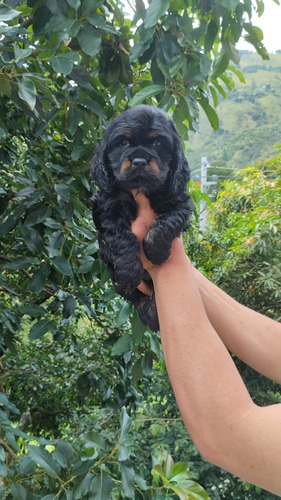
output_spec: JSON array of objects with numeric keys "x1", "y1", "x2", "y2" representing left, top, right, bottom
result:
[{"x1": 132, "y1": 158, "x2": 148, "y2": 169}]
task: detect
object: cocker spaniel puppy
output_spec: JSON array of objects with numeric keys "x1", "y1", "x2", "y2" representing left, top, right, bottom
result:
[{"x1": 91, "y1": 105, "x2": 192, "y2": 331}]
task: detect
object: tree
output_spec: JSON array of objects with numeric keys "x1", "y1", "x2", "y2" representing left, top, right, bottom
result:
[
  {"x1": 0, "y1": 0, "x2": 279, "y2": 498},
  {"x1": 194, "y1": 155, "x2": 281, "y2": 318}
]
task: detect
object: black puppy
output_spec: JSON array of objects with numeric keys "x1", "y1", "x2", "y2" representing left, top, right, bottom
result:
[{"x1": 91, "y1": 105, "x2": 192, "y2": 331}]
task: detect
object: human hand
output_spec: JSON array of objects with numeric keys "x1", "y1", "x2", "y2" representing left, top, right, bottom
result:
[
  {"x1": 131, "y1": 190, "x2": 188, "y2": 296},
  {"x1": 131, "y1": 190, "x2": 157, "y2": 295}
]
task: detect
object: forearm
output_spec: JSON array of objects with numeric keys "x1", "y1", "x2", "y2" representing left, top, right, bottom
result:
[
  {"x1": 151, "y1": 240, "x2": 281, "y2": 495},
  {"x1": 194, "y1": 268, "x2": 281, "y2": 383},
  {"x1": 151, "y1": 242, "x2": 254, "y2": 454}
]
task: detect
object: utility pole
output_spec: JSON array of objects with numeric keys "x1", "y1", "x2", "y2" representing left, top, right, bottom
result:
[
  {"x1": 199, "y1": 157, "x2": 218, "y2": 232},
  {"x1": 192, "y1": 158, "x2": 240, "y2": 232},
  {"x1": 199, "y1": 157, "x2": 208, "y2": 232}
]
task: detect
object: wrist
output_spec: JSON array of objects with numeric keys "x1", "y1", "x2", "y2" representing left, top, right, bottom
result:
[{"x1": 149, "y1": 238, "x2": 191, "y2": 282}]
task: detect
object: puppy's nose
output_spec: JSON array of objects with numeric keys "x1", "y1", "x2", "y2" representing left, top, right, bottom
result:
[{"x1": 132, "y1": 158, "x2": 148, "y2": 168}]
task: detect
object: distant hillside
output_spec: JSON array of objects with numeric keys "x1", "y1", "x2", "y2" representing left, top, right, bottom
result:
[{"x1": 187, "y1": 52, "x2": 281, "y2": 176}]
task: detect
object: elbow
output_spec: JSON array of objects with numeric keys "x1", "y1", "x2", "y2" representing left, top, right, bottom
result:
[
  {"x1": 188, "y1": 425, "x2": 236, "y2": 472},
  {"x1": 193, "y1": 435, "x2": 223, "y2": 468}
]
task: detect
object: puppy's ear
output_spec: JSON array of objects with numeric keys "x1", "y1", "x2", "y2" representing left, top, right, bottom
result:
[
  {"x1": 168, "y1": 121, "x2": 190, "y2": 192},
  {"x1": 91, "y1": 138, "x2": 114, "y2": 191}
]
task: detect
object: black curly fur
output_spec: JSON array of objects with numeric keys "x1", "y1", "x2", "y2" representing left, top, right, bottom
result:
[{"x1": 91, "y1": 105, "x2": 193, "y2": 331}]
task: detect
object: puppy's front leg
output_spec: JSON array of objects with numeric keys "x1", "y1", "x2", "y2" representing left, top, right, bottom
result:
[
  {"x1": 94, "y1": 193, "x2": 143, "y2": 296},
  {"x1": 110, "y1": 229, "x2": 143, "y2": 296},
  {"x1": 143, "y1": 202, "x2": 191, "y2": 265}
]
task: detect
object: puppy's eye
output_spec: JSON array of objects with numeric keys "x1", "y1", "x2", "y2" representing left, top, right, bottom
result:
[
  {"x1": 153, "y1": 138, "x2": 162, "y2": 147},
  {"x1": 121, "y1": 139, "x2": 130, "y2": 147}
]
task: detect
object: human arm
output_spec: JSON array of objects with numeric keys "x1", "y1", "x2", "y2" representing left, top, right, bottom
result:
[
  {"x1": 131, "y1": 192, "x2": 281, "y2": 495},
  {"x1": 150, "y1": 238, "x2": 281, "y2": 496},
  {"x1": 132, "y1": 191, "x2": 281, "y2": 383},
  {"x1": 193, "y1": 269, "x2": 281, "y2": 384}
]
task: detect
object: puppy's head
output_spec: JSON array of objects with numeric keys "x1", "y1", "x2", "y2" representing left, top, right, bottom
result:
[{"x1": 91, "y1": 105, "x2": 189, "y2": 193}]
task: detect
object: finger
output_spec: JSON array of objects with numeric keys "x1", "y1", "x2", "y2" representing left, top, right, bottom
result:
[{"x1": 137, "y1": 280, "x2": 154, "y2": 297}]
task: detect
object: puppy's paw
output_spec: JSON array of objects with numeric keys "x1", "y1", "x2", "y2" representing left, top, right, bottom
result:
[
  {"x1": 143, "y1": 231, "x2": 171, "y2": 265},
  {"x1": 135, "y1": 295, "x2": 159, "y2": 332}
]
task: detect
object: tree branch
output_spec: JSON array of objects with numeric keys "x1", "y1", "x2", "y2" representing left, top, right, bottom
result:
[{"x1": 0, "y1": 439, "x2": 17, "y2": 460}]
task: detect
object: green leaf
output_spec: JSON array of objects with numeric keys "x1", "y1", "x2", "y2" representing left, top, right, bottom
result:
[
  {"x1": 54, "y1": 183, "x2": 70, "y2": 202},
  {"x1": 81, "y1": 0, "x2": 104, "y2": 15},
  {"x1": 0, "y1": 393, "x2": 19, "y2": 414},
  {"x1": 131, "y1": 357, "x2": 143, "y2": 383},
  {"x1": 184, "y1": 480, "x2": 210, "y2": 499},
  {"x1": 4, "y1": 256, "x2": 39, "y2": 270},
  {"x1": 27, "y1": 445, "x2": 61, "y2": 478},
  {"x1": 67, "y1": 108, "x2": 81, "y2": 135},
  {"x1": 14, "y1": 45, "x2": 33, "y2": 68},
  {"x1": 50, "y1": 54, "x2": 80, "y2": 77},
  {"x1": 120, "y1": 407, "x2": 132, "y2": 442},
  {"x1": 45, "y1": 15, "x2": 79, "y2": 38},
  {"x1": 0, "y1": 3, "x2": 20, "y2": 21},
  {"x1": 115, "y1": 301, "x2": 131, "y2": 326},
  {"x1": 18, "y1": 76, "x2": 36, "y2": 111},
  {"x1": 90, "y1": 474, "x2": 113, "y2": 500},
  {"x1": 0, "y1": 75, "x2": 11, "y2": 97},
  {"x1": 209, "y1": 85, "x2": 218, "y2": 107},
  {"x1": 111, "y1": 334, "x2": 132, "y2": 356},
  {"x1": 63, "y1": 296, "x2": 76, "y2": 319},
  {"x1": 198, "y1": 96, "x2": 219, "y2": 130},
  {"x1": 228, "y1": 65, "x2": 246, "y2": 83},
  {"x1": 51, "y1": 256, "x2": 72, "y2": 276},
  {"x1": 19, "y1": 304, "x2": 46, "y2": 317},
  {"x1": 135, "y1": 473, "x2": 148, "y2": 492},
  {"x1": 204, "y1": 20, "x2": 218, "y2": 52},
  {"x1": 141, "y1": 351, "x2": 153, "y2": 376},
  {"x1": 77, "y1": 257, "x2": 95, "y2": 273},
  {"x1": 0, "y1": 214, "x2": 19, "y2": 236},
  {"x1": 20, "y1": 226, "x2": 44, "y2": 254},
  {"x1": 71, "y1": 459, "x2": 95, "y2": 477},
  {"x1": 158, "y1": 93, "x2": 175, "y2": 112},
  {"x1": 211, "y1": 50, "x2": 229, "y2": 79},
  {"x1": 131, "y1": 309, "x2": 146, "y2": 345},
  {"x1": 29, "y1": 319, "x2": 56, "y2": 340},
  {"x1": 0, "y1": 461, "x2": 7, "y2": 478},
  {"x1": 219, "y1": 0, "x2": 239, "y2": 10},
  {"x1": 73, "y1": 473, "x2": 94, "y2": 500},
  {"x1": 120, "y1": 460, "x2": 135, "y2": 498},
  {"x1": 211, "y1": 79, "x2": 227, "y2": 99},
  {"x1": 223, "y1": 39, "x2": 240, "y2": 64},
  {"x1": 30, "y1": 270, "x2": 45, "y2": 294},
  {"x1": 129, "y1": 85, "x2": 165, "y2": 107},
  {"x1": 144, "y1": 0, "x2": 171, "y2": 28},
  {"x1": 10, "y1": 483, "x2": 27, "y2": 500},
  {"x1": 24, "y1": 205, "x2": 52, "y2": 226},
  {"x1": 77, "y1": 25, "x2": 101, "y2": 56},
  {"x1": 66, "y1": 0, "x2": 81, "y2": 9},
  {"x1": 80, "y1": 98, "x2": 106, "y2": 116},
  {"x1": 53, "y1": 441, "x2": 74, "y2": 469},
  {"x1": 70, "y1": 66, "x2": 93, "y2": 90}
]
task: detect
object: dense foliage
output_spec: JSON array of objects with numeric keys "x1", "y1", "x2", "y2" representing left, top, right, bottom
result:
[
  {"x1": 192, "y1": 154, "x2": 281, "y2": 320},
  {"x1": 0, "y1": 0, "x2": 280, "y2": 498}
]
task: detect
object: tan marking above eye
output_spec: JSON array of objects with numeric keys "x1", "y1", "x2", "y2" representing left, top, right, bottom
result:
[
  {"x1": 123, "y1": 130, "x2": 132, "y2": 138},
  {"x1": 148, "y1": 130, "x2": 159, "y2": 138}
]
